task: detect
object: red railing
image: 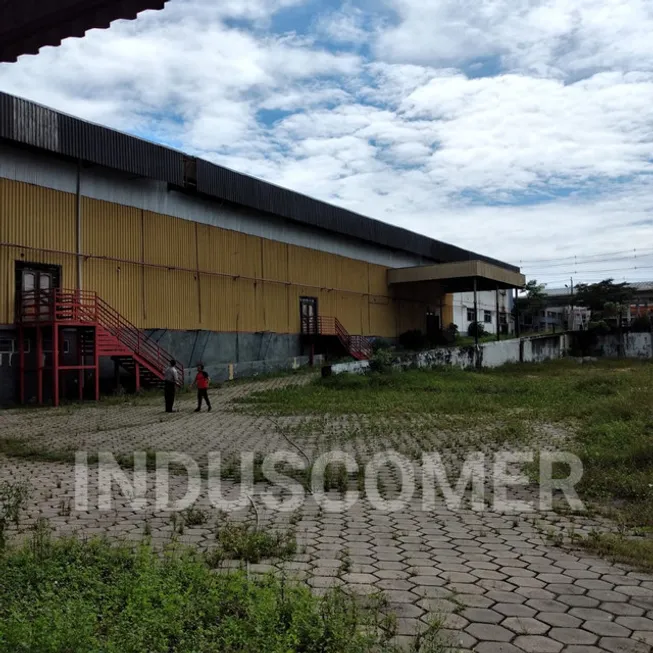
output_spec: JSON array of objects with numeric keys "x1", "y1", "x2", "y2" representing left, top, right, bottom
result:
[
  {"x1": 316, "y1": 316, "x2": 373, "y2": 360},
  {"x1": 18, "y1": 289, "x2": 184, "y2": 383}
]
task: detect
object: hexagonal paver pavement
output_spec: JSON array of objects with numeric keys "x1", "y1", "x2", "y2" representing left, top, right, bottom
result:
[{"x1": 1, "y1": 375, "x2": 653, "y2": 652}]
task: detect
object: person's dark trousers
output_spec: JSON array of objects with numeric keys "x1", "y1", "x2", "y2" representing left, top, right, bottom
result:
[
  {"x1": 197, "y1": 389, "x2": 211, "y2": 411},
  {"x1": 164, "y1": 382, "x2": 176, "y2": 412}
]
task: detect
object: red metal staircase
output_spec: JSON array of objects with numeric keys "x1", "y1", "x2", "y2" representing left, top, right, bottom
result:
[
  {"x1": 316, "y1": 316, "x2": 373, "y2": 360},
  {"x1": 17, "y1": 289, "x2": 184, "y2": 406}
]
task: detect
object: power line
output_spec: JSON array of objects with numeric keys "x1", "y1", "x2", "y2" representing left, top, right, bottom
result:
[
  {"x1": 522, "y1": 254, "x2": 653, "y2": 271},
  {"x1": 519, "y1": 248, "x2": 653, "y2": 265}
]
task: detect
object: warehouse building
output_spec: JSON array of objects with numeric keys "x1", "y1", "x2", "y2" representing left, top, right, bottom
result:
[{"x1": 0, "y1": 92, "x2": 525, "y2": 405}]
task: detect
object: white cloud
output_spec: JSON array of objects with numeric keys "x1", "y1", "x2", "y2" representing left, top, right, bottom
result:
[{"x1": 0, "y1": 0, "x2": 652, "y2": 283}]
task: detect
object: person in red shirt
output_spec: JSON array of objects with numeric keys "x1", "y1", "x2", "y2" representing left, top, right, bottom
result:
[{"x1": 193, "y1": 364, "x2": 212, "y2": 412}]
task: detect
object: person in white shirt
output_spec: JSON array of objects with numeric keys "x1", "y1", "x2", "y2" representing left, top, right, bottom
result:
[{"x1": 164, "y1": 359, "x2": 179, "y2": 413}]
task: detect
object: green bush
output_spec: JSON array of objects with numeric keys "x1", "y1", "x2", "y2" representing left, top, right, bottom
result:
[
  {"x1": 398, "y1": 329, "x2": 427, "y2": 351},
  {"x1": 371, "y1": 337, "x2": 393, "y2": 353},
  {"x1": 369, "y1": 348, "x2": 395, "y2": 374},
  {"x1": 0, "y1": 535, "x2": 414, "y2": 653},
  {"x1": 467, "y1": 321, "x2": 486, "y2": 338},
  {"x1": 631, "y1": 314, "x2": 652, "y2": 332}
]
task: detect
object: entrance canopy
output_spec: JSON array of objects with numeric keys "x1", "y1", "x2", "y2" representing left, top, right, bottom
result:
[{"x1": 388, "y1": 260, "x2": 525, "y2": 293}]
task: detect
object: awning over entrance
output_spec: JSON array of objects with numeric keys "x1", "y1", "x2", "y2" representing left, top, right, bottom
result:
[{"x1": 388, "y1": 260, "x2": 525, "y2": 293}]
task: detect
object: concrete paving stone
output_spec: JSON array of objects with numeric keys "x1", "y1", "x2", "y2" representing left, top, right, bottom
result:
[
  {"x1": 536, "y1": 612, "x2": 582, "y2": 628},
  {"x1": 416, "y1": 598, "x2": 458, "y2": 614},
  {"x1": 513, "y1": 576, "x2": 546, "y2": 589},
  {"x1": 598, "y1": 636, "x2": 651, "y2": 653},
  {"x1": 599, "y1": 601, "x2": 645, "y2": 617},
  {"x1": 502, "y1": 617, "x2": 549, "y2": 635},
  {"x1": 568, "y1": 607, "x2": 615, "y2": 621},
  {"x1": 382, "y1": 590, "x2": 419, "y2": 604},
  {"x1": 545, "y1": 582, "x2": 586, "y2": 595},
  {"x1": 493, "y1": 603, "x2": 537, "y2": 618},
  {"x1": 510, "y1": 635, "x2": 563, "y2": 652},
  {"x1": 472, "y1": 569, "x2": 509, "y2": 581},
  {"x1": 536, "y1": 573, "x2": 573, "y2": 584},
  {"x1": 373, "y1": 569, "x2": 409, "y2": 580},
  {"x1": 615, "y1": 616, "x2": 653, "y2": 631},
  {"x1": 515, "y1": 587, "x2": 555, "y2": 601},
  {"x1": 465, "y1": 623, "x2": 514, "y2": 642},
  {"x1": 395, "y1": 617, "x2": 423, "y2": 636},
  {"x1": 582, "y1": 619, "x2": 632, "y2": 637},
  {"x1": 414, "y1": 586, "x2": 455, "y2": 600},
  {"x1": 486, "y1": 590, "x2": 524, "y2": 604},
  {"x1": 448, "y1": 582, "x2": 489, "y2": 595},
  {"x1": 478, "y1": 579, "x2": 518, "y2": 592},
  {"x1": 564, "y1": 569, "x2": 601, "y2": 579},
  {"x1": 409, "y1": 575, "x2": 447, "y2": 587},
  {"x1": 388, "y1": 602, "x2": 425, "y2": 619},
  {"x1": 374, "y1": 579, "x2": 417, "y2": 592},
  {"x1": 503, "y1": 567, "x2": 536, "y2": 577},
  {"x1": 473, "y1": 643, "x2": 523, "y2": 653},
  {"x1": 602, "y1": 574, "x2": 641, "y2": 586},
  {"x1": 407, "y1": 566, "x2": 441, "y2": 576},
  {"x1": 456, "y1": 594, "x2": 497, "y2": 608},
  {"x1": 562, "y1": 648, "x2": 604, "y2": 653},
  {"x1": 438, "y1": 628, "x2": 478, "y2": 650},
  {"x1": 441, "y1": 612, "x2": 469, "y2": 629},
  {"x1": 549, "y1": 627, "x2": 598, "y2": 645},
  {"x1": 461, "y1": 608, "x2": 504, "y2": 624},
  {"x1": 525, "y1": 599, "x2": 569, "y2": 613},
  {"x1": 576, "y1": 578, "x2": 616, "y2": 591},
  {"x1": 341, "y1": 573, "x2": 378, "y2": 584},
  {"x1": 586, "y1": 589, "x2": 629, "y2": 603},
  {"x1": 632, "y1": 630, "x2": 653, "y2": 646},
  {"x1": 556, "y1": 593, "x2": 600, "y2": 608}
]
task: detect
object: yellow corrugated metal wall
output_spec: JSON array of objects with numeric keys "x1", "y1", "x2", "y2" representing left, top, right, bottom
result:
[{"x1": 0, "y1": 178, "x2": 442, "y2": 337}]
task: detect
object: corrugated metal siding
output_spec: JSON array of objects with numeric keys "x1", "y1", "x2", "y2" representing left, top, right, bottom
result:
[
  {"x1": 0, "y1": 92, "x2": 520, "y2": 274},
  {"x1": 59, "y1": 114, "x2": 183, "y2": 184},
  {"x1": 0, "y1": 179, "x2": 75, "y2": 251},
  {"x1": 369, "y1": 301, "x2": 395, "y2": 338},
  {"x1": 83, "y1": 197, "x2": 141, "y2": 261},
  {"x1": 0, "y1": 245, "x2": 14, "y2": 324},
  {"x1": 143, "y1": 211, "x2": 195, "y2": 268},
  {"x1": 202, "y1": 274, "x2": 235, "y2": 332},
  {"x1": 262, "y1": 239, "x2": 288, "y2": 282},
  {"x1": 144, "y1": 267, "x2": 198, "y2": 330},
  {"x1": 262, "y1": 282, "x2": 289, "y2": 333},
  {"x1": 85, "y1": 259, "x2": 143, "y2": 327}
]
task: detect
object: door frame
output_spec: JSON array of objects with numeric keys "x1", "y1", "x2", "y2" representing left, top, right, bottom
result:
[
  {"x1": 299, "y1": 296, "x2": 318, "y2": 335},
  {"x1": 15, "y1": 261, "x2": 62, "y2": 320}
]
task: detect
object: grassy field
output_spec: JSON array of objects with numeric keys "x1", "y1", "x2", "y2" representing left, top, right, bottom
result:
[
  {"x1": 238, "y1": 359, "x2": 653, "y2": 565},
  {"x1": 0, "y1": 529, "x2": 446, "y2": 653}
]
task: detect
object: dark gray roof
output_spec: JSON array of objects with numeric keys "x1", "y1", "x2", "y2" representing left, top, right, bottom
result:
[
  {"x1": 0, "y1": 0, "x2": 168, "y2": 63},
  {"x1": 0, "y1": 91, "x2": 520, "y2": 272}
]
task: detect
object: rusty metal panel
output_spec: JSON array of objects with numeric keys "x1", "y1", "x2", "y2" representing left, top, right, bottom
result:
[
  {"x1": 0, "y1": 179, "x2": 75, "y2": 252},
  {"x1": 143, "y1": 267, "x2": 198, "y2": 330},
  {"x1": 82, "y1": 197, "x2": 141, "y2": 261},
  {"x1": 143, "y1": 211, "x2": 195, "y2": 269},
  {"x1": 84, "y1": 258, "x2": 143, "y2": 327}
]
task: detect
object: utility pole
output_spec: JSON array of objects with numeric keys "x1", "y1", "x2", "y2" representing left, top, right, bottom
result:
[{"x1": 569, "y1": 276, "x2": 574, "y2": 331}]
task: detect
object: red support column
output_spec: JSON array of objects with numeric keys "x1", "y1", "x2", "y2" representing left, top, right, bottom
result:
[
  {"x1": 78, "y1": 330, "x2": 84, "y2": 401},
  {"x1": 37, "y1": 325, "x2": 43, "y2": 405},
  {"x1": 18, "y1": 326, "x2": 25, "y2": 404},
  {"x1": 53, "y1": 324, "x2": 60, "y2": 407},
  {"x1": 94, "y1": 326, "x2": 100, "y2": 401},
  {"x1": 135, "y1": 361, "x2": 140, "y2": 392}
]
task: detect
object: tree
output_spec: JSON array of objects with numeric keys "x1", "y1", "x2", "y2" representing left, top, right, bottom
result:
[
  {"x1": 574, "y1": 279, "x2": 634, "y2": 325},
  {"x1": 513, "y1": 280, "x2": 547, "y2": 327}
]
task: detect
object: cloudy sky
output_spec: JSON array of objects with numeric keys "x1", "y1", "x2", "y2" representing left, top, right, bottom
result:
[{"x1": 1, "y1": 0, "x2": 652, "y2": 287}]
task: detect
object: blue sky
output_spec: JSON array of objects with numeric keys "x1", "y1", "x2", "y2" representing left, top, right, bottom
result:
[{"x1": 1, "y1": 0, "x2": 652, "y2": 285}]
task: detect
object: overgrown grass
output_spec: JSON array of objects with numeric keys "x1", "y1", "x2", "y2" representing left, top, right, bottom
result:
[
  {"x1": 0, "y1": 533, "x2": 447, "y2": 653},
  {"x1": 238, "y1": 359, "x2": 653, "y2": 561},
  {"x1": 576, "y1": 531, "x2": 653, "y2": 572}
]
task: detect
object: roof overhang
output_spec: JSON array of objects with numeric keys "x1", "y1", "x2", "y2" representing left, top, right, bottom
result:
[
  {"x1": 388, "y1": 260, "x2": 526, "y2": 293},
  {"x1": 0, "y1": 0, "x2": 168, "y2": 63}
]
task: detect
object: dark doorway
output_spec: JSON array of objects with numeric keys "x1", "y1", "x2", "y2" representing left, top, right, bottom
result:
[
  {"x1": 300, "y1": 297, "x2": 318, "y2": 335},
  {"x1": 15, "y1": 261, "x2": 61, "y2": 321},
  {"x1": 426, "y1": 311, "x2": 440, "y2": 340}
]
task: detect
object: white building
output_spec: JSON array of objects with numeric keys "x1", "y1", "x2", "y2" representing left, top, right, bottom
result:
[{"x1": 451, "y1": 290, "x2": 513, "y2": 336}]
